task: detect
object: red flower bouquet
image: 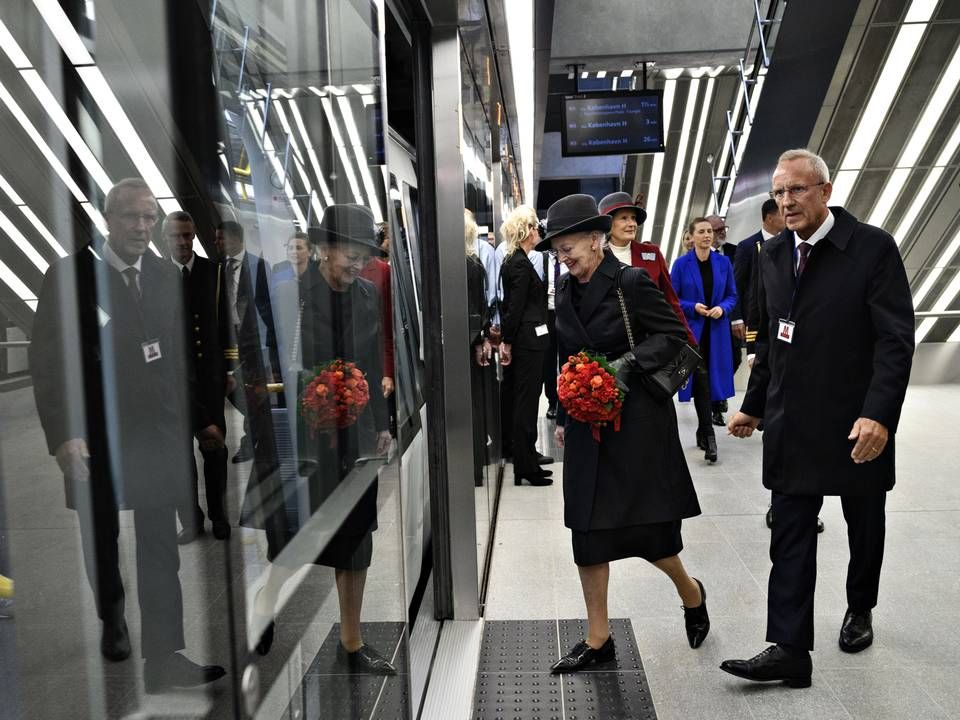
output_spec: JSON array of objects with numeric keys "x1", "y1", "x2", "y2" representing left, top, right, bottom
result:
[
  {"x1": 300, "y1": 359, "x2": 370, "y2": 437},
  {"x1": 557, "y1": 350, "x2": 624, "y2": 442}
]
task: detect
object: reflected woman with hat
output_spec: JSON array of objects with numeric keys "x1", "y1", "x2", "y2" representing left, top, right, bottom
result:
[
  {"x1": 542, "y1": 194, "x2": 710, "y2": 673},
  {"x1": 253, "y1": 204, "x2": 394, "y2": 674}
]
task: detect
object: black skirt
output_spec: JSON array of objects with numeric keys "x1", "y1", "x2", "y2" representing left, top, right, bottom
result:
[{"x1": 571, "y1": 521, "x2": 683, "y2": 566}]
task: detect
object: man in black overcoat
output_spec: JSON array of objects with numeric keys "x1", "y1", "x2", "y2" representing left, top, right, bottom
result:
[
  {"x1": 30, "y1": 179, "x2": 225, "y2": 692},
  {"x1": 721, "y1": 149, "x2": 915, "y2": 687},
  {"x1": 163, "y1": 211, "x2": 231, "y2": 542},
  {"x1": 736, "y1": 198, "x2": 784, "y2": 364}
]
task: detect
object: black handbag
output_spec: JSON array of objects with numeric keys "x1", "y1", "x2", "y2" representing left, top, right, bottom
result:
[{"x1": 615, "y1": 274, "x2": 702, "y2": 401}]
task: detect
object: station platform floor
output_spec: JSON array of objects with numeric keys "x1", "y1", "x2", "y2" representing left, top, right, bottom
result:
[{"x1": 475, "y1": 384, "x2": 960, "y2": 720}]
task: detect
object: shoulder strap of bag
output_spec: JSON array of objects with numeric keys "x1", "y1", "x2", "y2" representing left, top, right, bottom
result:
[{"x1": 614, "y1": 267, "x2": 636, "y2": 349}]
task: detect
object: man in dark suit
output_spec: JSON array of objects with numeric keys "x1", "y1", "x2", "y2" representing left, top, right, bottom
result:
[
  {"x1": 163, "y1": 212, "x2": 231, "y2": 542},
  {"x1": 30, "y1": 179, "x2": 225, "y2": 692},
  {"x1": 721, "y1": 149, "x2": 914, "y2": 687},
  {"x1": 735, "y1": 199, "x2": 784, "y2": 365},
  {"x1": 219, "y1": 220, "x2": 277, "y2": 464}
]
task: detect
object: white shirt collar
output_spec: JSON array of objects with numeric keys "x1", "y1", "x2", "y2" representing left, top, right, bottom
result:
[
  {"x1": 761, "y1": 227, "x2": 777, "y2": 241},
  {"x1": 228, "y1": 248, "x2": 246, "y2": 265},
  {"x1": 101, "y1": 240, "x2": 143, "y2": 274},
  {"x1": 794, "y1": 209, "x2": 834, "y2": 248},
  {"x1": 171, "y1": 253, "x2": 195, "y2": 272}
]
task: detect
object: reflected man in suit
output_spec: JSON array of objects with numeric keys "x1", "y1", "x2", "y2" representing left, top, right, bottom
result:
[
  {"x1": 163, "y1": 211, "x2": 231, "y2": 542},
  {"x1": 721, "y1": 149, "x2": 914, "y2": 687},
  {"x1": 31, "y1": 179, "x2": 225, "y2": 692}
]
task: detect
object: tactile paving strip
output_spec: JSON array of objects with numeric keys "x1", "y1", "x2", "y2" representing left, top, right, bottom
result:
[
  {"x1": 473, "y1": 619, "x2": 657, "y2": 720},
  {"x1": 282, "y1": 621, "x2": 409, "y2": 720}
]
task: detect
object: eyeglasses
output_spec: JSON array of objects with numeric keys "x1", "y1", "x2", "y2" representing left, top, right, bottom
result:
[
  {"x1": 769, "y1": 182, "x2": 826, "y2": 201},
  {"x1": 113, "y1": 212, "x2": 159, "y2": 226}
]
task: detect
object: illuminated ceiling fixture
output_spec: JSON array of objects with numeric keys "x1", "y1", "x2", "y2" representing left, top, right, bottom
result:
[
  {"x1": 245, "y1": 101, "x2": 307, "y2": 228},
  {"x1": 915, "y1": 234, "x2": 960, "y2": 343},
  {"x1": 288, "y1": 99, "x2": 335, "y2": 205},
  {"x1": 669, "y1": 75, "x2": 718, "y2": 265},
  {"x1": 596, "y1": 71, "x2": 607, "y2": 79},
  {"x1": 641, "y1": 69, "x2": 682, "y2": 245},
  {"x1": 32, "y1": 1, "x2": 182, "y2": 217},
  {"x1": 336, "y1": 96, "x2": 384, "y2": 223},
  {"x1": 893, "y1": 119, "x2": 960, "y2": 253},
  {"x1": 867, "y1": 41, "x2": 960, "y2": 232},
  {"x1": 0, "y1": 170, "x2": 67, "y2": 257},
  {"x1": 0, "y1": 257, "x2": 38, "y2": 310},
  {"x1": 320, "y1": 96, "x2": 365, "y2": 206},
  {"x1": 323, "y1": 85, "x2": 346, "y2": 96},
  {"x1": 272, "y1": 100, "x2": 324, "y2": 222},
  {"x1": 829, "y1": 0, "x2": 933, "y2": 206},
  {"x1": 659, "y1": 77, "x2": 700, "y2": 262},
  {"x1": 0, "y1": 208, "x2": 50, "y2": 272},
  {"x1": 0, "y1": 19, "x2": 31, "y2": 68},
  {"x1": 721, "y1": 73, "x2": 765, "y2": 215}
]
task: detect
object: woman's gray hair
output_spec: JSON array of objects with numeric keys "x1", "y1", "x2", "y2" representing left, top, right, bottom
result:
[
  {"x1": 464, "y1": 209, "x2": 478, "y2": 257},
  {"x1": 778, "y1": 148, "x2": 830, "y2": 184}
]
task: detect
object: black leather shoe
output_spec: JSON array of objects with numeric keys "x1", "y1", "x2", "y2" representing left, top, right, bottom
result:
[
  {"x1": 765, "y1": 506, "x2": 774, "y2": 529},
  {"x1": 695, "y1": 429, "x2": 709, "y2": 451},
  {"x1": 720, "y1": 645, "x2": 812, "y2": 688},
  {"x1": 231, "y1": 437, "x2": 253, "y2": 464},
  {"x1": 143, "y1": 653, "x2": 226, "y2": 693},
  {"x1": 212, "y1": 520, "x2": 231, "y2": 540},
  {"x1": 550, "y1": 635, "x2": 616, "y2": 674},
  {"x1": 515, "y1": 471, "x2": 553, "y2": 486},
  {"x1": 177, "y1": 525, "x2": 205, "y2": 545},
  {"x1": 839, "y1": 609, "x2": 873, "y2": 653},
  {"x1": 704, "y1": 436, "x2": 718, "y2": 463},
  {"x1": 683, "y1": 578, "x2": 710, "y2": 648},
  {"x1": 101, "y1": 617, "x2": 131, "y2": 662},
  {"x1": 256, "y1": 621, "x2": 275, "y2": 656},
  {"x1": 711, "y1": 410, "x2": 725, "y2": 427},
  {"x1": 536, "y1": 453, "x2": 555, "y2": 465},
  {"x1": 337, "y1": 643, "x2": 397, "y2": 675},
  {"x1": 817, "y1": 517, "x2": 825, "y2": 534}
]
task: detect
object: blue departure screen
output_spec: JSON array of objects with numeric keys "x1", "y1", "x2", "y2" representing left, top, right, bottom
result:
[{"x1": 561, "y1": 91, "x2": 664, "y2": 157}]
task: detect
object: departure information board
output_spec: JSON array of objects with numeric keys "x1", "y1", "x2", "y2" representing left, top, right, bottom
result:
[{"x1": 561, "y1": 90, "x2": 665, "y2": 157}]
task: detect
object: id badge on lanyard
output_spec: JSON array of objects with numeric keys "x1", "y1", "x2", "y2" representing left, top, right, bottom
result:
[{"x1": 778, "y1": 245, "x2": 803, "y2": 345}]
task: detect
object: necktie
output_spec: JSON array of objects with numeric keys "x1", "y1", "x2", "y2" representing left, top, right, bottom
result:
[
  {"x1": 797, "y1": 241, "x2": 812, "y2": 277},
  {"x1": 122, "y1": 267, "x2": 140, "y2": 300}
]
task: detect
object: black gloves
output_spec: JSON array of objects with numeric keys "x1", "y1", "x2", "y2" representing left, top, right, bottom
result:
[{"x1": 607, "y1": 350, "x2": 636, "y2": 393}]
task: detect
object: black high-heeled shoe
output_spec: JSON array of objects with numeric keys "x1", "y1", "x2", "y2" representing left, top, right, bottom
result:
[
  {"x1": 683, "y1": 578, "x2": 710, "y2": 649},
  {"x1": 705, "y1": 435, "x2": 718, "y2": 463},
  {"x1": 515, "y1": 471, "x2": 553, "y2": 486},
  {"x1": 696, "y1": 429, "x2": 709, "y2": 451},
  {"x1": 550, "y1": 635, "x2": 616, "y2": 673}
]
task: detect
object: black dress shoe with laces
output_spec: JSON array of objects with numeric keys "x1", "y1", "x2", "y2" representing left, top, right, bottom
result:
[
  {"x1": 683, "y1": 578, "x2": 710, "y2": 648},
  {"x1": 101, "y1": 617, "x2": 131, "y2": 661},
  {"x1": 720, "y1": 645, "x2": 812, "y2": 688},
  {"x1": 143, "y1": 653, "x2": 226, "y2": 694},
  {"x1": 536, "y1": 453, "x2": 555, "y2": 465},
  {"x1": 839, "y1": 609, "x2": 873, "y2": 653},
  {"x1": 550, "y1": 635, "x2": 616, "y2": 674},
  {"x1": 337, "y1": 643, "x2": 397, "y2": 675}
]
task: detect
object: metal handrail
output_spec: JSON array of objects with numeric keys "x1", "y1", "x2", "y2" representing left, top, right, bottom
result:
[
  {"x1": 0, "y1": 341, "x2": 29, "y2": 348},
  {"x1": 915, "y1": 311, "x2": 960, "y2": 318}
]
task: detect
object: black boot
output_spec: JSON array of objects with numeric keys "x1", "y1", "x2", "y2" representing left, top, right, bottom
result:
[{"x1": 704, "y1": 435, "x2": 718, "y2": 463}]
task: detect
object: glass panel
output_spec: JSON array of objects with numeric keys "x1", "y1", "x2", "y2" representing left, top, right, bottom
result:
[{"x1": 0, "y1": 0, "x2": 410, "y2": 717}]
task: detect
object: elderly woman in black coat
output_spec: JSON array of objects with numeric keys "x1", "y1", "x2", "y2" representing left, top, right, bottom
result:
[{"x1": 542, "y1": 194, "x2": 710, "y2": 673}]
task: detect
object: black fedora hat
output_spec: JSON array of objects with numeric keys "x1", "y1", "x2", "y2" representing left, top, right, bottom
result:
[
  {"x1": 308, "y1": 204, "x2": 384, "y2": 254},
  {"x1": 599, "y1": 191, "x2": 647, "y2": 226},
  {"x1": 534, "y1": 194, "x2": 612, "y2": 251}
]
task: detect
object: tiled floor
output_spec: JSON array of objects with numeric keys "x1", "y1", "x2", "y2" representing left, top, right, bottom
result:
[{"x1": 483, "y1": 384, "x2": 960, "y2": 720}]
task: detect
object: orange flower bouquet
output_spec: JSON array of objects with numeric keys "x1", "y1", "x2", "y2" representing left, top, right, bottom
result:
[
  {"x1": 557, "y1": 351, "x2": 624, "y2": 442},
  {"x1": 299, "y1": 359, "x2": 370, "y2": 437}
]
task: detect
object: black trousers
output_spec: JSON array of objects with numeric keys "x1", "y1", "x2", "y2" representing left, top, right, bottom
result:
[
  {"x1": 766, "y1": 490, "x2": 886, "y2": 651},
  {"x1": 691, "y1": 356, "x2": 713, "y2": 434},
  {"x1": 76, "y1": 488, "x2": 185, "y2": 659},
  {"x1": 541, "y1": 309, "x2": 558, "y2": 406},
  {"x1": 511, "y1": 345, "x2": 545, "y2": 475},
  {"x1": 179, "y1": 428, "x2": 229, "y2": 528}
]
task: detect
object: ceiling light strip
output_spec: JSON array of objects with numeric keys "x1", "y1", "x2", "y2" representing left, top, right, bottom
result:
[
  {"x1": 659, "y1": 78, "x2": 700, "y2": 262},
  {"x1": 320, "y1": 96, "x2": 365, "y2": 206},
  {"x1": 336, "y1": 96, "x2": 384, "y2": 223},
  {"x1": 720, "y1": 75, "x2": 766, "y2": 215},
  {"x1": 867, "y1": 41, "x2": 960, "y2": 230},
  {"x1": 669, "y1": 77, "x2": 716, "y2": 265},
  {"x1": 915, "y1": 246, "x2": 960, "y2": 343},
  {"x1": 0, "y1": 170, "x2": 67, "y2": 257},
  {"x1": 0, "y1": 257, "x2": 37, "y2": 310},
  {"x1": 0, "y1": 208, "x2": 49, "y2": 271},
  {"x1": 245, "y1": 101, "x2": 307, "y2": 229},
  {"x1": 641, "y1": 76, "x2": 679, "y2": 245},
  {"x1": 288, "y1": 99, "x2": 335, "y2": 206}
]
